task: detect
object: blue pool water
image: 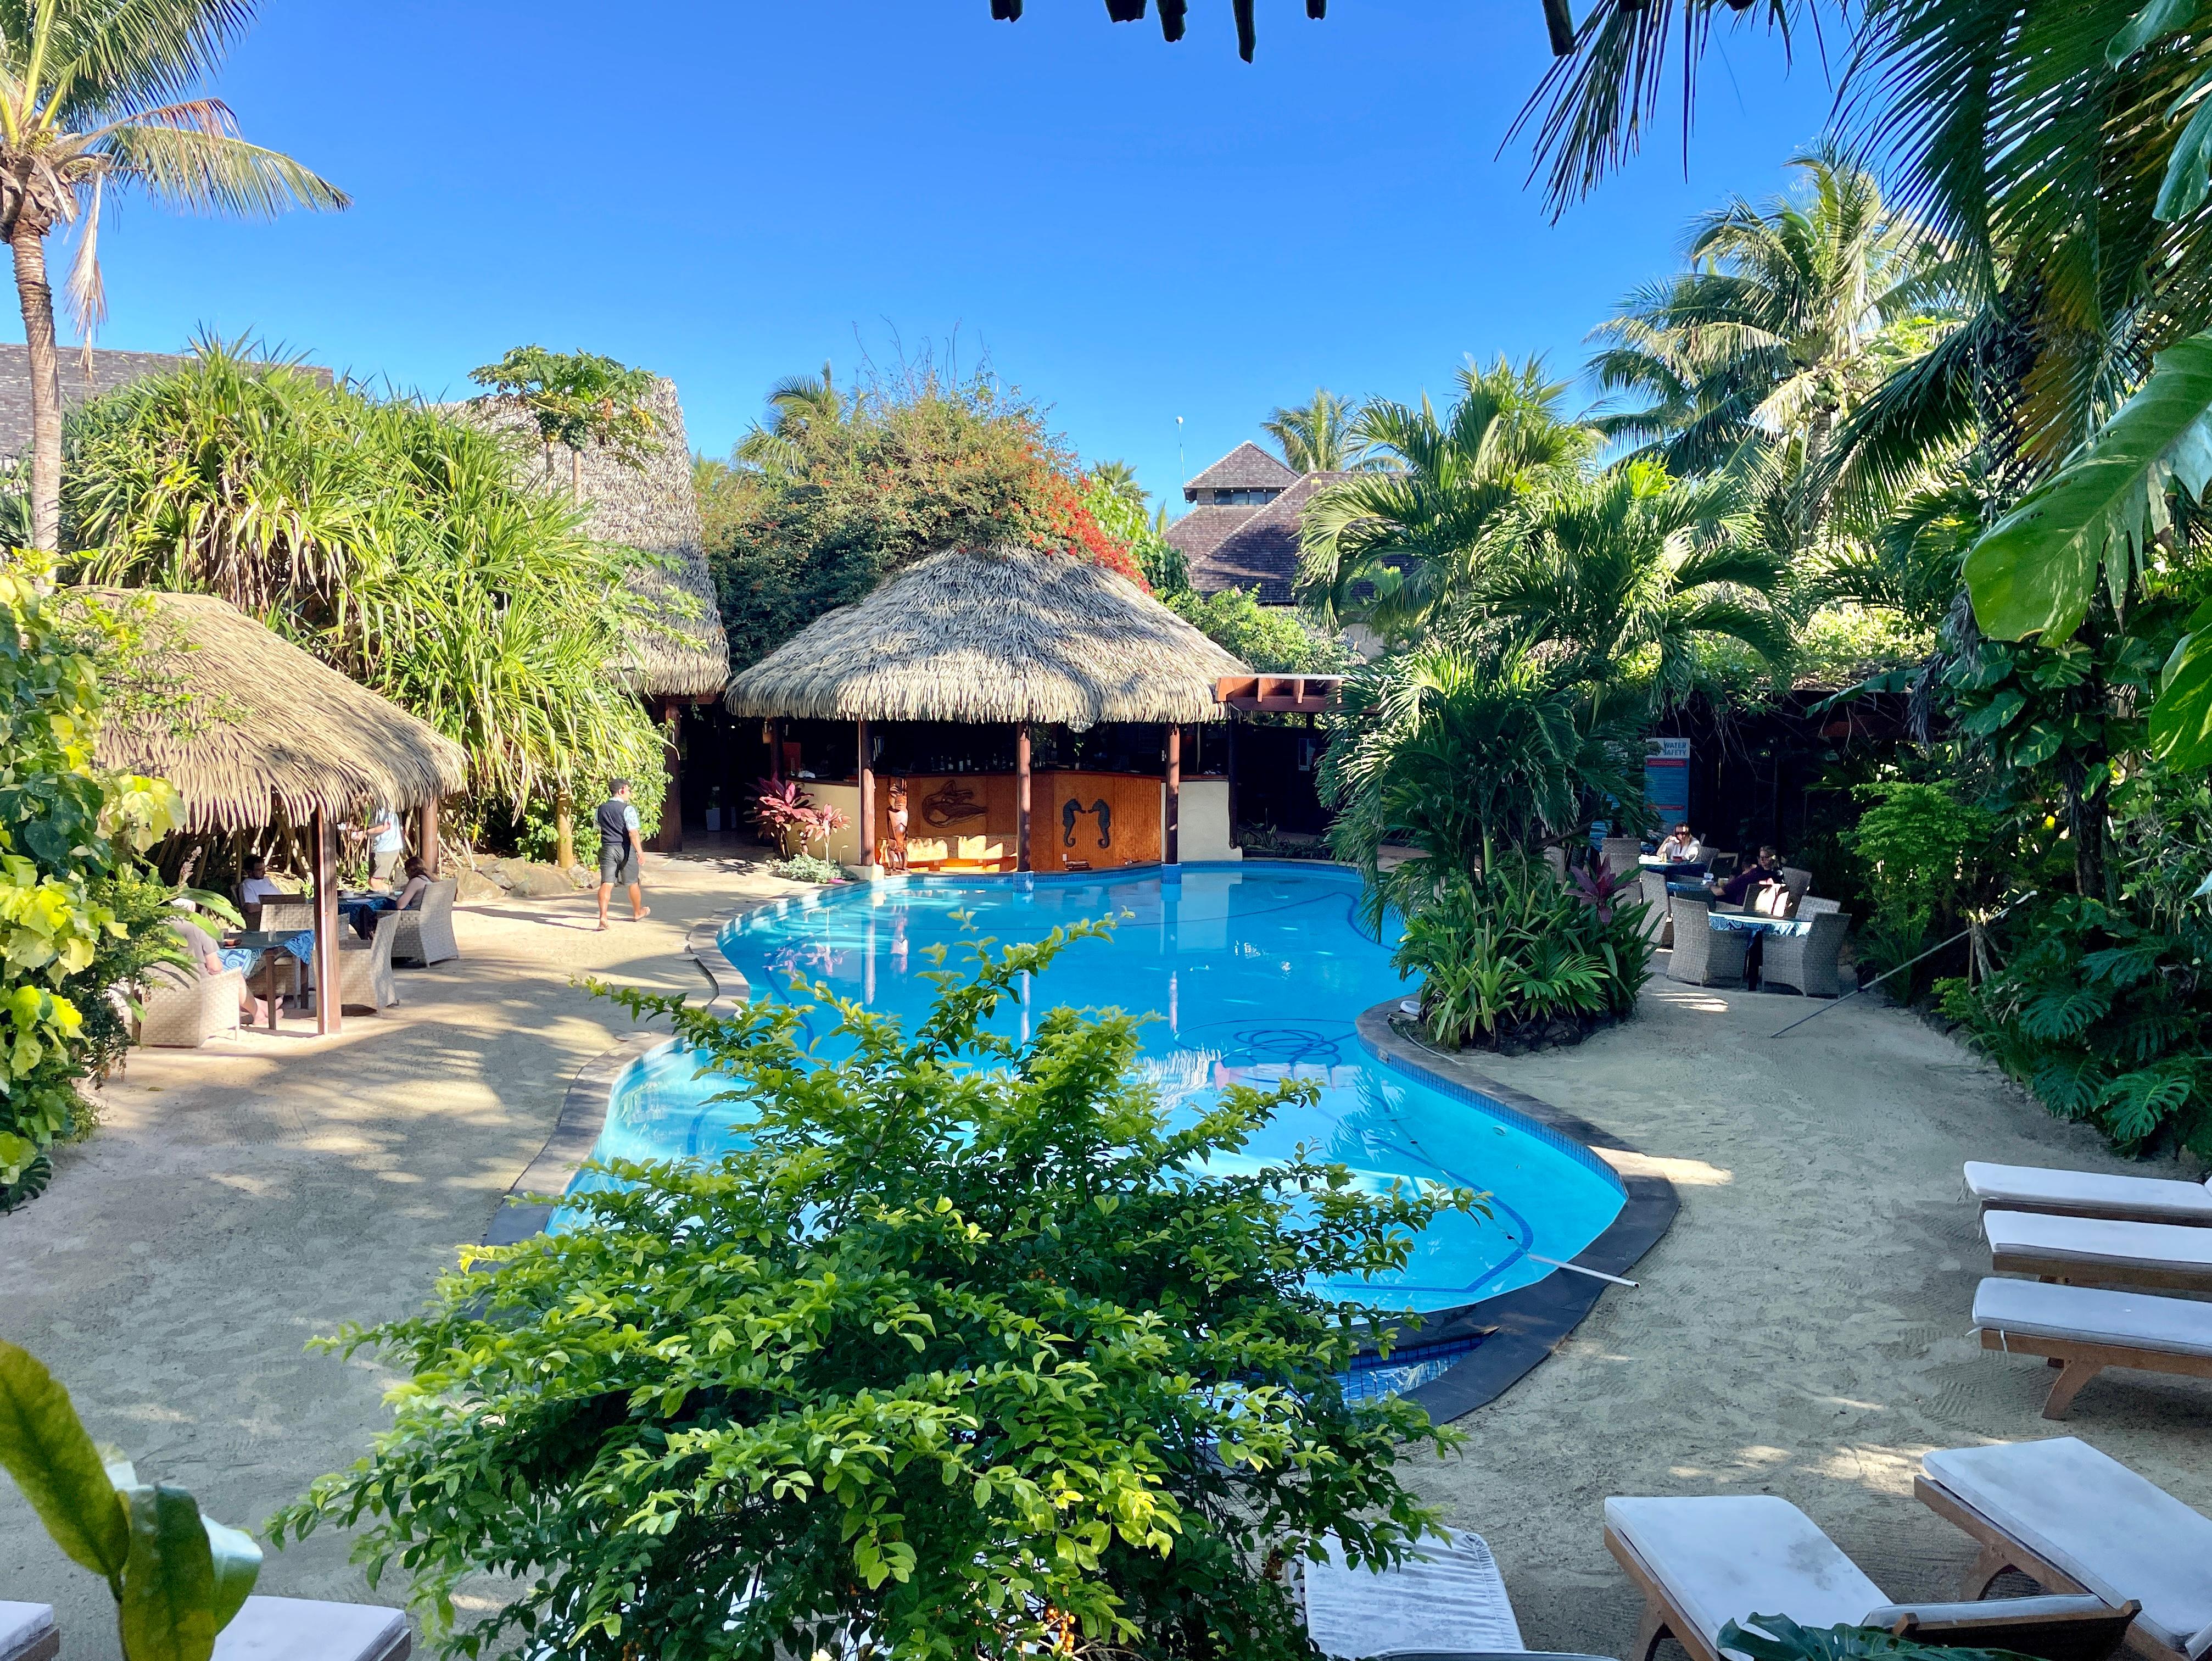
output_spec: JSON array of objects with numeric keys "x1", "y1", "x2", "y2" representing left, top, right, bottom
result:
[{"x1": 585, "y1": 863, "x2": 1626, "y2": 1314}]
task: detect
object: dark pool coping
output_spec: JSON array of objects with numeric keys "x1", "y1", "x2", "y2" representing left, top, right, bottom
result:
[
  {"x1": 484, "y1": 887, "x2": 1679, "y2": 1426},
  {"x1": 1355, "y1": 1006, "x2": 1679, "y2": 1423}
]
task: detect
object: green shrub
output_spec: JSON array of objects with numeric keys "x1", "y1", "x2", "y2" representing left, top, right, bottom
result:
[
  {"x1": 768, "y1": 851, "x2": 847, "y2": 884},
  {"x1": 1395, "y1": 857, "x2": 1653, "y2": 1049},
  {"x1": 1844, "y1": 779, "x2": 1999, "y2": 999},
  {"x1": 275, "y1": 922, "x2": 1467, "y2": 1659},
  {"x1": 1941, "y1": 893, "x2": 2212, "y2": 1156}
]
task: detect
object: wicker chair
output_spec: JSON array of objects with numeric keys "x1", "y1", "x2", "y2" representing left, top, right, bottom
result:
[
  {"x1": 1779, "y1": 865, "x2": 1815, "y2": 909},
  {"x1": 339, "y1": 911, "x2": 401, "y2": 1013},
  {"x1": 1600, "y1": 836, "x2": 1644, "y2": 878},
  {"x1": 1761, "y1": 910, "x2": 1852, "y2": 996},
  {"x1": 1666, "y1": 898, "x2": 1751, "y2": 987},
  {"x1": 392, "y1": 878, "x2": 460, "y2": 967},
  {"x1": 1637, "y1": 868, "x2": 1674, "y2": 948},
  {"x1": 259, "y1": 894, "x2": 316, "y2": 933},
  {"x1": 137, "y1": 960, "x2": 245, "y2": 1047},
  {"x1": 1797, "y1": 895, "x2": 1842, "y2": 919}
]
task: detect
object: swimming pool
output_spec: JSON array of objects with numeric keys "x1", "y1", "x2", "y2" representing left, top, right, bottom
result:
[{"x1": 585, "y1": 863, "x2": 1626, "y2": 1315}]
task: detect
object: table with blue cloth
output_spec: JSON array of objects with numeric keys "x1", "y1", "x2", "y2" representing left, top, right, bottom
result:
[
  {"x1": 337, "y1": 893, "x2": 397, "y2": 940},
  {"x1": 1706, "y1": 911, "x2": 1809, "y2": 989},
  {"x1": 1666, "y1": 879, "x2": 1717, "y2": 900},
  {"x1": 218, "y1": 929, "x2": 315, "y2": 1030}
]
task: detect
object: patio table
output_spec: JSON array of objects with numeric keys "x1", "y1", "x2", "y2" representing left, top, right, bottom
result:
[
  {"x1": 1706, "y1": 912, "x2": 1809, "y2": 990},
  {"x1": 337, "y1": 893, "x2": 397, "y2": 940},
  {"x1": 220, "y1": 929, "x2": 315, "y2": 1030}
]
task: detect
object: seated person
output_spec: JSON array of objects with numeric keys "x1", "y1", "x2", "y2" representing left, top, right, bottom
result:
[
  {"x1": 1711, "y1": 845, "x2": 1783, "y2": 908},
  {"x1": 392, "y1": 856, "x2": 432, "y2": 911},
  {"x1": 1655, "y1": 823, "x2": 1702, "y2": 864},
  {"x1": 238, "y1": 855, "x2": 284, "y2": 925},
  {"x1": 170, "y1": 906, "x2": 265, "y2": 1023}
]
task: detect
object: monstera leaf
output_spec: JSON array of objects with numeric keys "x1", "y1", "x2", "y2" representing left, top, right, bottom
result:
[{"x1": 1965, "y1": 332, "x2": 2212, "y2": 642}]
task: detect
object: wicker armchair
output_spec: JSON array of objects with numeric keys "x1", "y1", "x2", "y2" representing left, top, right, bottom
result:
[
  {"x1": 1778, "y1": 865, "x2": 1815, "y2": 910},
  {"x1": 1637, "y1": 868, "x2": 1673, "y2": 948},
  {"x1": 339, "y1": 911, "x2": 401, "y2": 1013},
  {"x1": 392, "y1": 878, "x2": 459, "y2": 967},
  {"x1": 1600, "y1": 836, "x2": 1643, "y2": 878},
  {"x1": 259, "y1": 895, "x2": 316, "y2": 933},
  {"x1": 1666, "y1": 899, "x2": 1751, "y2": 987},
  {"x1": 138, "y1": 961, "x2": 245, "y2": 1047},
  {"x1": 1797, "y1": 895, "x2": 1842, "y2": 918},
  {"x1": 1762, "y1": 910, "x2": 1852, "y2": 996}
]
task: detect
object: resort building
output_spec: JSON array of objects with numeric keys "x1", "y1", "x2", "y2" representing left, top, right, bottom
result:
[{"x1": 1164, "y1": 439, "x2": 1353, "y2": 606}]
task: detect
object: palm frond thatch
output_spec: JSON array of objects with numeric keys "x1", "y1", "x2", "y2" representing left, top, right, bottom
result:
[
  {"x1": 83, "y1": 588, "x2": 467, "y2": 832},
  {"x1": 724, "y1": 545, "x2": 1252, "y2": 727}
]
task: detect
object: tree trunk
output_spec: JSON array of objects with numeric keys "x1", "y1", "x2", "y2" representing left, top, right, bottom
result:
[
  {"x1": 554, "y1": 789, "x2": 577, "y2": 872},
  {"x1": 2061, "y1": 751, "x2": 2112, "y2": 903},
  {"x1": 10, "y1": 222, "x2": 63, "y2": 553},
  {"x1": 571, "y1": 445, "x2": 583, "y2": 503}
]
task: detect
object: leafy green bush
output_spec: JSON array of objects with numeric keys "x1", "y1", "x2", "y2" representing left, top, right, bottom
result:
[
  {"x1": 1941, "y1": 893, "x2": 2212, "y2": 1155},
  {"x1": 768, "y1": 851, "x2": 848, "y2": 884},
  {"x1": 1164, "y1": 586, "x2": 1349, "y2": 674},
  {"x1": 1843, "y1": 779, "x2": 2000, "y2": 999},
  {"x1": 275, "y1": 923, "x2": 1467, "y2": 1659},
  {"x1": 1719, "y1": 1613, "x2": 2034, "y2": 1661},
  {"x1": 1396, "y1": 857, "x2": 1652, "y2": 1049}
]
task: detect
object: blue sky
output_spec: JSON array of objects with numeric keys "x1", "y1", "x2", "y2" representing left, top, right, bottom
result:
[{"x1": 48, "y1": 0, "x2": 1841, "y2": 509}]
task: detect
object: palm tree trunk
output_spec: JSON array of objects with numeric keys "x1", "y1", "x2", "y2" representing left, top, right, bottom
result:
[
  {"x1": 10, "y1": 222, "x2": 63, "y2": 553},
  {"x1": 571, "y1": 445, "x2": 583, "y2": 503}
]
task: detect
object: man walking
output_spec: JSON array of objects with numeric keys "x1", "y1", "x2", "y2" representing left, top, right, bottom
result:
[{"x1": 595, "y1": 779, "x2": 649, "y2": 931}]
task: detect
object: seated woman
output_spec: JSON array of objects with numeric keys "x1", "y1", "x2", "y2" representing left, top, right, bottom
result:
[
  {"x1": 171, "y1": 907, "x2": 267, "y2": 1023},
  {"x1": 392, "y1": 856, "x2": 432, "y2": 911},
  {"x1": 1655, "y1": 823, "x2": 1702, "y2": 865}
]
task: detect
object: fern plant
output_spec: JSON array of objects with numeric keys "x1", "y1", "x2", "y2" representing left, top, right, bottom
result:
[{"x1": 1941, "y1": 894, "x2": 2212, "y2": 1154}]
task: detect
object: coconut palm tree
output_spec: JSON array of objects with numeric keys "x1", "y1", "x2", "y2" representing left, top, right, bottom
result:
[
  {"x1": 1089, "y1": 459, "x2": 1146, "y2": 506},
  {"x1": 1298, "y1": 357, "x2": 1590, "y2": 638},
  {"x1": 1586, "y1": 145, "x2": 1953, "y2": 545},
  {"x1": 736, "y1": 362, "x2": 844, "y2": 473},
  {"x1": 0, "y1": 0, "x2": 347, "y2": 551},
  {"x1": 1264, "y1": 388, "x2": 1362, "y2": 472}
]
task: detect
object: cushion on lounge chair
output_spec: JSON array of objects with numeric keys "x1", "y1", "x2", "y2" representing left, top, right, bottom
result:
[
  {"x1": 1303, "y1": 1531, "x2": 1526, "y2": 1658},
  {"x1": 213, "y1": 1597, "x2": 409, "y2": 1661},
  {"x1": 1972, "y1": 1277, "x2": 2212, "y2": 1358},
  {"x1": 1983, "y1": 1211, "x2": 2212, "y2": 1278},
  {"x1": 1921, "y1": 1437, "x2": 2212, "y2": 1657},
  {"x1": 1602, "y1": 1496, "x2": 1886, "y2": 1645},
  {"x1": 0, "y1": 1603, "x2": 55, "y2": 1661},
  {"x1": 1964, "y1": 1162, "x2": 2212, "y2": 1223}
]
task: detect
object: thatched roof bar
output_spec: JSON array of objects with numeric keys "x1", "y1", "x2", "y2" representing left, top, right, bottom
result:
[
  {"x1": 81, "y1": 588, "x2": 470, "y2": 834},
  {"x1": 725, "y1": 545, "x2": 1252, "y2": 728}
]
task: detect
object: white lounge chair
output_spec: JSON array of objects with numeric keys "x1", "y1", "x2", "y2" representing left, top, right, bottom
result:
[
  {"x1": 1605, "y1": 1494, "x2": 2135, "y2": 1661},
  {"x1": 1965, "y1": 1162, "x2": 2212, "y2": 1225},
  {"x1": 215, "y1": 1598, "x2": 410, "y2": 1660},
  {"x1": 1917, "y1": 1437, "x2": 2212, "y2": 1661},
  {"x1": 0, "y1": 1603, "x2": 56, "y2": 1661},
  {"x1": 1971, "y1": 1277, "x2": 2212, "y2": 1418},
  {"x1": 1984, "y1": 1210, "x2": 2212, "y2": 1292},
  {"x1": 1304, "y1": 1531, "x2": 1528, "y2": 1659}
]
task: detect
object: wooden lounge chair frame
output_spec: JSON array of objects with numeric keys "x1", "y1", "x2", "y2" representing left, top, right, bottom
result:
[
  {"x1": 1607, "y1": 1519, "x2": 2139, "y2": 1661},
  {"x1": 1917, "y1": 1471, "x2": 2182, "y2": 1661},
  {"x1": 1987, "y1": 1246, "x2": 2212, "y2": 1296},
  {"x1": 1975, "y1": 1325, "x2": 2212, "y2": 1419}
]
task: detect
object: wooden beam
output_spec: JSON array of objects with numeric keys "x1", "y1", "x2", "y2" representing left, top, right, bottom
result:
[
  {"x1": 311, "y1": 809, "x2": 340, "y2": 1037},
  {"x1": 769, "y1": 717, "x2": 783, "y2": 784},
  {"x1": 653, "y1": 698, "x2": 684, "y2": 854},
  {"x1": 858, "y1": 718, "x2": 875, "y2": 868},
  {"x1": 418, "y1": 795, "x2": 440, "y2": 877},
  {"x1": 1016, "y1": 724, "x2": 1032, "y2": 872},
  {"x1": 1165, "y1": 723, "x2": 1181, "y2": 866},
  {"x1": 1226, "y1": 716, "x2": 1239, "y2": 847}
]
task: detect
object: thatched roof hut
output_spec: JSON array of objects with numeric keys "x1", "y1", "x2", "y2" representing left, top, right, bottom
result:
[
  {"x1": 81, "y1": 589, "x2": 468, "y2": 833},
  {"x1": 463, "y1": 377, "x2": 729, "y2": 699},
  {"x1": 724, "y1": 545, "x2": 1252, "y2": 727}
]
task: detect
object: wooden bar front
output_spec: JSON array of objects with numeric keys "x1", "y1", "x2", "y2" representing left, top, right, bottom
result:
[{"x1": 873, "y1": 771, "x2": 1162, "y2": 873}]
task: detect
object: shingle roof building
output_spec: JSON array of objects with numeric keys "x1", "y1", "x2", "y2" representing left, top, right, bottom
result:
[
  {"x1": 1181, "y1": 441, "x2": 1299, "y2": 506},
  {"x1": 0, "y1": 345, "x2": 193, "y2": 457},
  {"x1": 1163, "y1": 438, "x2": 1356, "y2": 605}
]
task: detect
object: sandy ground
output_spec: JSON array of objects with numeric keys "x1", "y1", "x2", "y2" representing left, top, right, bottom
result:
[
  {"x1": 0, "y1": 848, "x2": 794, "y2": 1654},
  {"x1": 1408, "y1": 972, "x2": 2211, "y2": 1659},
  {"x1": 4, "y1": 873, "x2": 2208, "y2": 1655}
]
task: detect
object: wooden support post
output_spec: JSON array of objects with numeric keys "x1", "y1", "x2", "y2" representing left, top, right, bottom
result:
[
  {"x1": 769, "y1": 718, "x2": 783, "y2": 784},
  {"x1": 1165, "y1": 723, "x2": 1181, "y2": 866},
  {"x1": 311, "y1": 808, "x2": 340, "y2": 1037},
  {"x1": 858, "y1": 718, "x2": 875, "y2": 869},
  {"x1": 419, "y1": 796, "x2": 441, "y2": 877},
  {"x1": 656, "y1": 699, "x2": 684, "y2": 855},
  {"x1": 1226, "y1": 717, "x2": 1240, "y2": 849},
  {"x1": 1016, "y1": 724, "x2": 1032, "y2": 872}
]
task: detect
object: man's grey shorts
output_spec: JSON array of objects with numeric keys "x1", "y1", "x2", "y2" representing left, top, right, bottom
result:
[{"x1": 600, "y1": 848, "x2": 641, "y2": 888}]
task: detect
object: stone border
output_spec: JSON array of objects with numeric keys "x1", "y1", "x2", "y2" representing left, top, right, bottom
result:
[
  {"x1": 481, "y1": 895, "x2": 776, "y2": 1246},
  {"x1": 485, "y1": 888, "x2": 1680, "y2": 1426},
  {"x1": 1355, "y1": 1005, "x2": 1680, "y2": 1423}
]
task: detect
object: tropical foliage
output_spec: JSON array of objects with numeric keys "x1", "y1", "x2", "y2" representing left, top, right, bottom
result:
[
  {"x1": 467, "y1": 345, "x2": 661, "y2": 498},
  {"x1": 60, "y1": 342, "x2": 668, "y2": 832},
  {"x1": 0, "y1": 567, "x2": 182, "y2": 1205},
  {"x1": 0, "y1": 0, "x2": 346, "y2": 550},
  {"x1": 0, "y1": 1340, "x2": 264, "y2": 1660},
  {"x1": 1264, "y1": 388, "x2": 1365, "y2": 473},
  {"x1": 275, "y1": 923, "x2": 1467, "y2": 1658}
]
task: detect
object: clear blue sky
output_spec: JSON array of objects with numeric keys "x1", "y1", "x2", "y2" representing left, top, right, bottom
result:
[{"x1": 47, "y1": 0, "x2": 1841, "y2": 510}]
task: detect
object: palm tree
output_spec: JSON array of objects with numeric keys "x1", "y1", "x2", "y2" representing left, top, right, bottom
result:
[
  {"x1": 1586, "y1": 146, "x2": 1952, "y2": 544},
  {"x1": 1263, "y1": 388, "x2": 1361, "y2": 472},
  {"x1": 736, "y1": 362, "x2": 843, "y2": 473},
  {"x1": 1471, "y1": 458, "x2": 1790, "y2": 720},
  {"x1": 1089, "y1": 459, "x2": 1146, "y2": 506},
  {"x1": 1298, "y1": 357, "x2": 1589, "y2": 638},
  {"x1": 0, "y1": 0, "x2": 346, "y2": 551}
]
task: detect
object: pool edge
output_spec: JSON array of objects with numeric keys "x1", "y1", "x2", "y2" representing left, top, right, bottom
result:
[
  {"x1": 486, "y1": 890, "x2": 1681, "y2": 1429},
  {"x1": 1355, "y1": 1005, "x2": 1679, "y2": 1424}
]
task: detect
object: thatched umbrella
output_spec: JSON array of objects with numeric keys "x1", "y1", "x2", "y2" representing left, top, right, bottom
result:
[
  {"x1": 726, "y1": 545, "x2": 1250, "y2": 869},
  {"x1": 81, "y1": 588, "x2": 467, "y2": 1035}
]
